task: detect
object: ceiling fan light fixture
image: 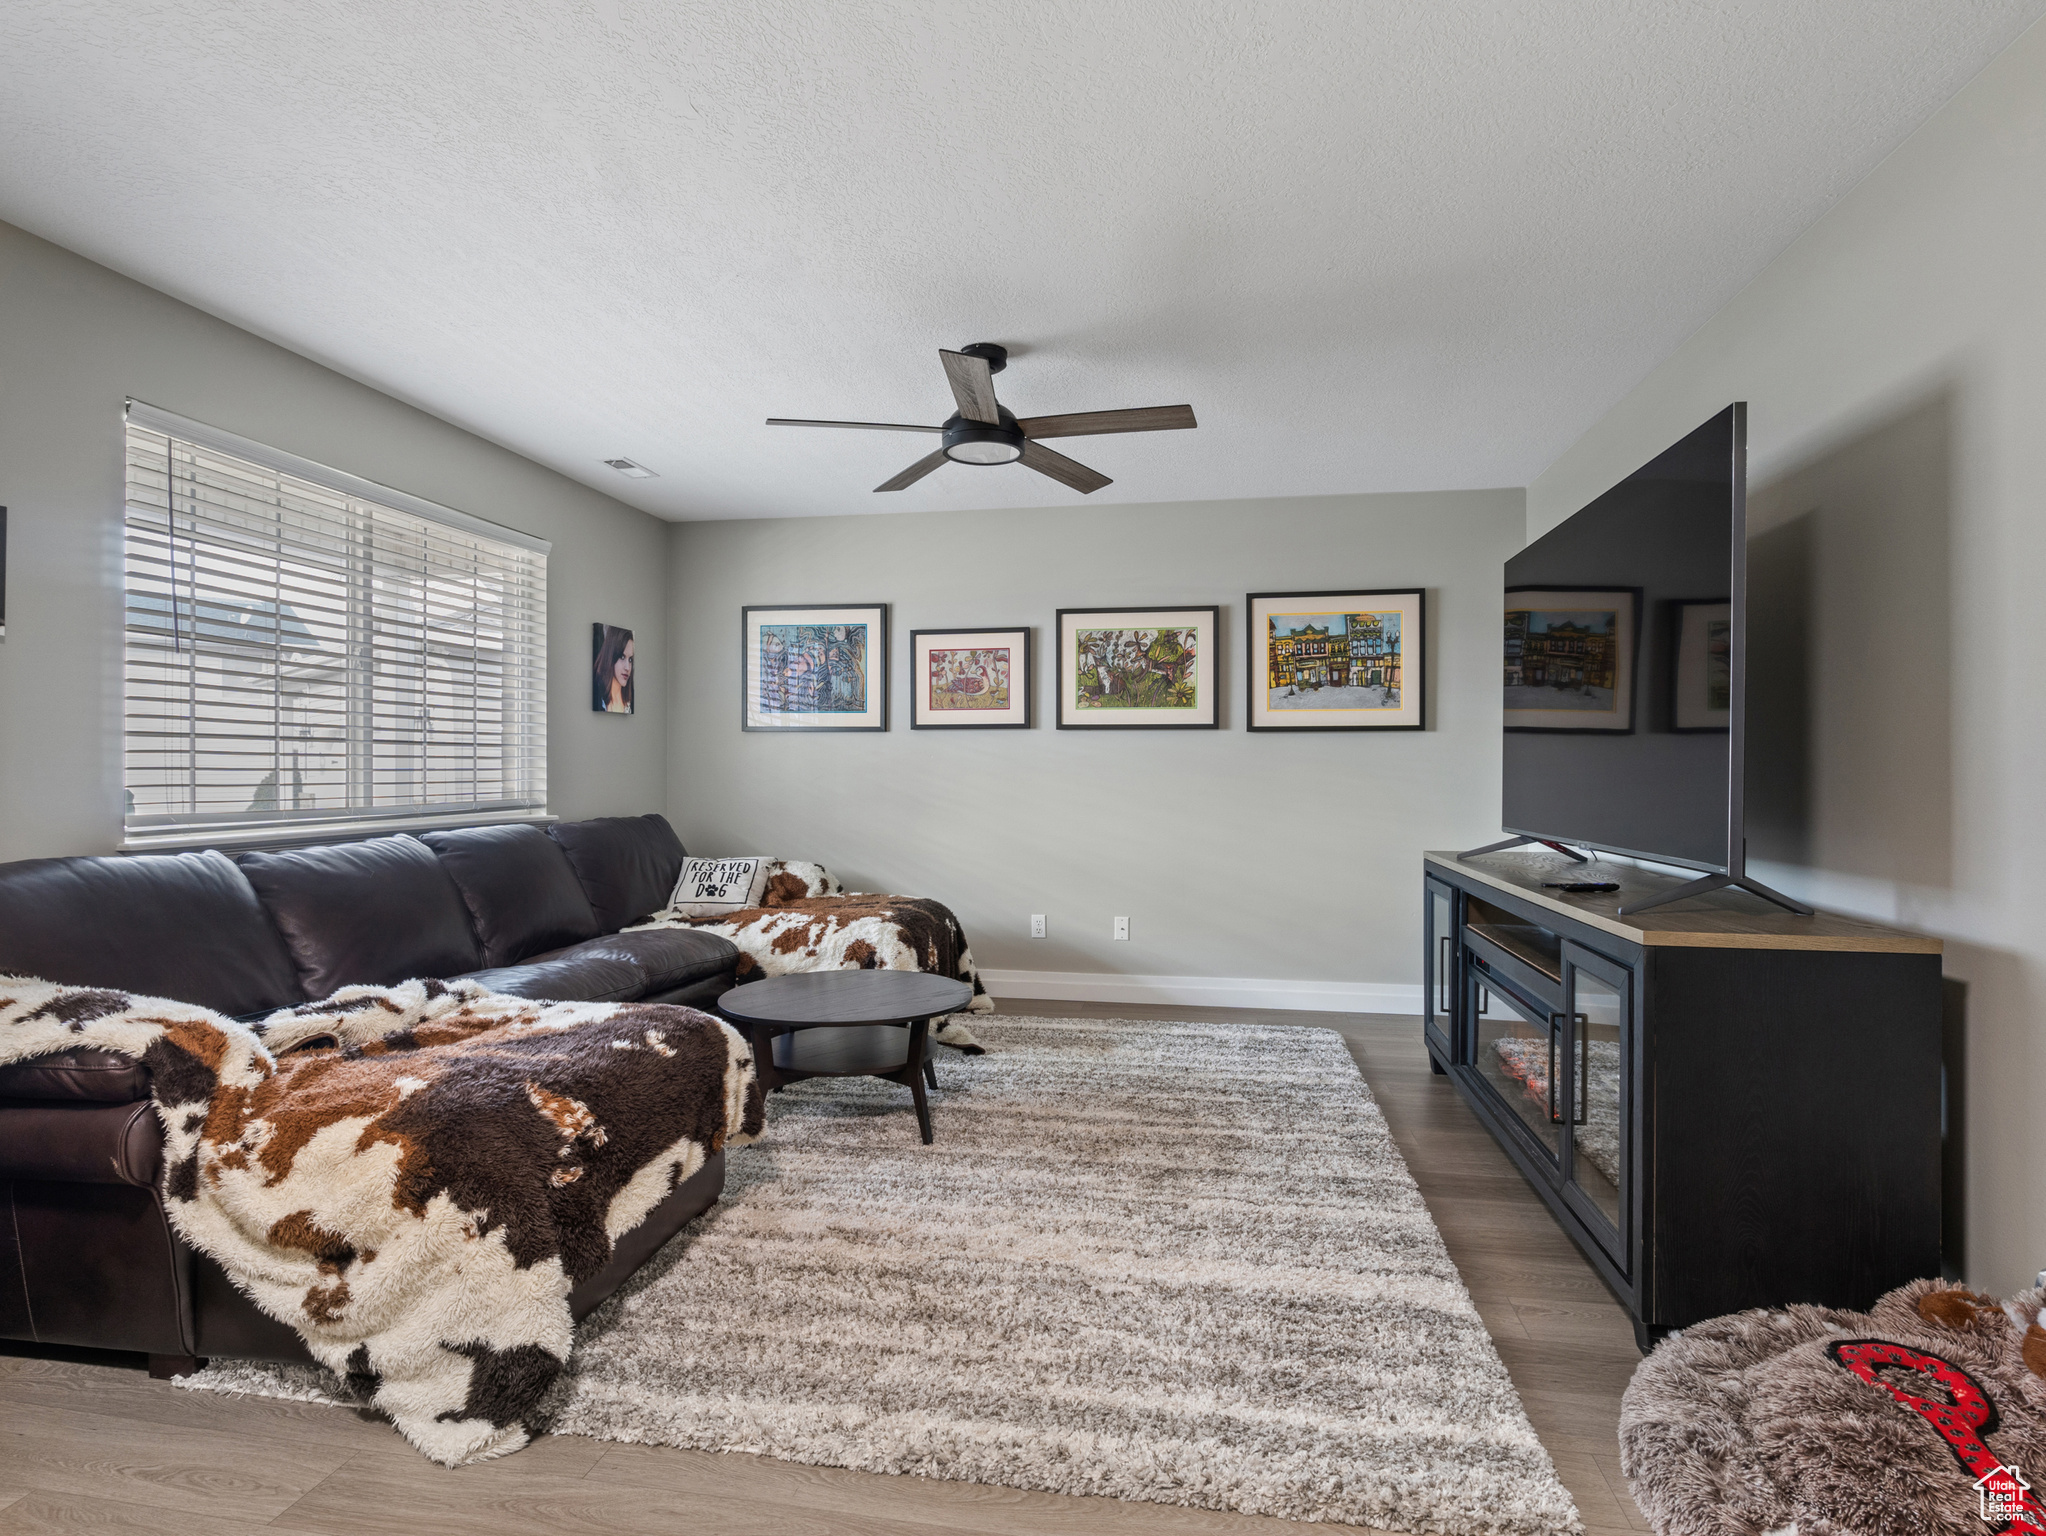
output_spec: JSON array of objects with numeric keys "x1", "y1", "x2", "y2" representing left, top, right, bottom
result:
[{"x1": 943, "y1": 430, "x2": 1023, "y2": 465}]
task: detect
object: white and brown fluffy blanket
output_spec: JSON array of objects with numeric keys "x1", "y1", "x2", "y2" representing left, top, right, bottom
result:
[
  {"x1": 630, "y1": 859, "x2": 994, "y2": 1051},
  {"x1": 0, "y1": 975, "x2": 762, "y2": 1466}
]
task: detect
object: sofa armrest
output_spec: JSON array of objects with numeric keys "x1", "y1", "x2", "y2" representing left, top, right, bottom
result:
[
  {"x1": 0, "y1": 1048, "x2": 150, "y2": 1104},
  {"x1": 0, "y1": 1102, "x2": 162, "y2": 1187}
]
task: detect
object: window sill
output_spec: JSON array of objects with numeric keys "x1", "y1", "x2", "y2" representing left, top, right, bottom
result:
[{"x1": 120, "y1": 809, "x2": 557, "y2": 855}]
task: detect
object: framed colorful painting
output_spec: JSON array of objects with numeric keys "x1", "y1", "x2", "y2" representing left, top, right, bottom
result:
[
  {"x1": 909, "y1": 627, "x2": 1031, "y2": 729},
  {"x1": 1247, "y1": 589, "x2": 1423, "y2": 731},
  {"x1": 1670, "y1": 598, "x2": 1732, "y2": 732},
  {"x1": 1055, "y1": 606, "x2": 1219, "y2": 729},
  {"x1": 1503, "y1": 586, "x2": 1640, "y2": 733},
  {"x1": 741, "y1": 604, "x2": 888, "y2": 732}
]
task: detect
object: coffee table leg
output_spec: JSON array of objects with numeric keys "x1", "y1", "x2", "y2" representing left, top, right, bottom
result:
[
  {"x1": 922, "y1": 1055, "x2": 937, "y2": 1089},
  {"x1": 907, "y1": 1017, "x2": 933, "y2": 1145},
  {"x1": 751, "y1": 1022, "x2": 781, "y2": 1092}
]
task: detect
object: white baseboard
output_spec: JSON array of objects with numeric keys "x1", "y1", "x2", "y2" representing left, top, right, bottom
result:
[{"x1": 978, "y1": 969, "x2": 1423, "y2": 1015}]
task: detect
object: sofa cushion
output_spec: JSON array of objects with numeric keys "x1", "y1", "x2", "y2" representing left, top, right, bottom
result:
[
  {"x1": 547, "y1": 814, "x2": 688, "y2": 932},
  {"x1": 0, "y1": 1048, "x2": 150, "y2": 1104},
  {"x1": 0, "y1": 1101, "x2": 161, "y2": 1187},
  {"x1": 237, "y1": 835, "x2": 483, "y2": 1002},
  {"x1": 420, "y1": 824, "x2": 601, "y2": 967},
  {"x1": 530, "y1": 928, "x2": 739, "y2": 994},
  {"x1": 0, "y1": 849, "x2": 303, "y2": 1017},
  {"x1": 454, "y1": 952, "x2": 645, "y2": 1004},
  {"x1": 639, "y1": 975, "x2": 731, "y2": 1012}
]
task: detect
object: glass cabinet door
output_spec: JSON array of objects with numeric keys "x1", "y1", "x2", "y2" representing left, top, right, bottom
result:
[
  {"x1": 1563, "y1": 946, "x2": 1629, "y2": 1252},
  {"x1": 1470, "y1": 976, "x2": 1563, "y2": 1166},
  {"x1": 1424, "y1": 878, "x2": 1457, "y2": 1062}
]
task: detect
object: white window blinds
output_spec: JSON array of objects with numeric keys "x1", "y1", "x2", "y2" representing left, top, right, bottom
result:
[{"x1": 122, "y1": 402, "x2": 549, "y2": 850}]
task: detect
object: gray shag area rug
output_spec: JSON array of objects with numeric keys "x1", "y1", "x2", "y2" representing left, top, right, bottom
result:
[{"x1": 185, "y1": 1015, "x2": 1579, "y2": 1535}]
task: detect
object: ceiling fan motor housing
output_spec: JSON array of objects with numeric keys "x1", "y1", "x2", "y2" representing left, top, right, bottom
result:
[{"x1": 942, "y1": 406, "x2": 1024, "y2": 465}]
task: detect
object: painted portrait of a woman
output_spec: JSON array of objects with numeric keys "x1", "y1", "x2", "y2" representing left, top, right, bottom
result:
[{"x1": 593, "y1": 623, "x2": 635, "y2": 714}]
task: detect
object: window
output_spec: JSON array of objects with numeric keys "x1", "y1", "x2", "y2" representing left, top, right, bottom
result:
[{"x1": 122, "y1": 402, "x2": 549, "y2": 849}]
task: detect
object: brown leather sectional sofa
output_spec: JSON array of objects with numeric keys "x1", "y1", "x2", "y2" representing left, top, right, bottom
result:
[{"x1": 0, "y1": 813, "x2": 737, "y2": 1376}]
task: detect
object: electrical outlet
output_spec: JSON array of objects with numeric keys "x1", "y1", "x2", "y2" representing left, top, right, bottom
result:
[
  {"x1": 1030, "y1": 914, "x2": 1046, "y2": 938},
  {"x1": 1114, "y1": 916, "x2": 1129, "y2": 941}
]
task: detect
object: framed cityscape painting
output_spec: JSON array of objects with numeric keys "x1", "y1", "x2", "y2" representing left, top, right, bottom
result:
[
  {"x1": 1056, "y1": 606, "x2": 1219, "y2": 729},
  {"x1": 1503, "y1": 586, "x2": 1640, "y2": 733},
  {"x1": 741, "y1": 603, "x2": 887, "y2": 731},
  {"x1": 1247, "y1": 589, "x2": 1423, "y2": 731},
  {"x1": 910, "y1": 627, "x2": 1031, "y2": 729},
  {"x1": 1670, "y1": 598, "x2": 1732, "y2": 732}
]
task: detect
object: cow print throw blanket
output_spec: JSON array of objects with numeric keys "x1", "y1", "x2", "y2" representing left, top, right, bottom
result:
[
  {"x1": 0, "y1": 975, "x2": 763, "y2": 1466},
  {"x1": 629, "y1": 859, "x2": 994, "y2": 1051}
]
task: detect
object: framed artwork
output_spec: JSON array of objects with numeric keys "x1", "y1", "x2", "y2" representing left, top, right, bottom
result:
[
  {"x1": 1503, "y1": 586, "x2": 1640, "y2": 733},
  {"x1": 1247, "y1": 588, "x2": 1423, "y2": 731},
  {"x1": 1671, "y1": 599, "x2": 1732, "y2": 732},
  {"x1": 0, "y1": 507, "x2": 8, "y2": 640},
  {"x1": 592, "y1": 623, "x2": 635, "y2": 714},
  {"x1": 1056, "y1": 606, "x2": 1219, "y2": 729},
  {"x1": 742, "y1": 604, "x2": 888, "y2": 731},
  {"x1": 910, "y1": 627, "x2": 1031, "y2": 729}
]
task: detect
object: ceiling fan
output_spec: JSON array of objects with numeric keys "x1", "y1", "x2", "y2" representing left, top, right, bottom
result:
[{"x1": 767, "y1": 343, "x2": 1196, "y2": 494}]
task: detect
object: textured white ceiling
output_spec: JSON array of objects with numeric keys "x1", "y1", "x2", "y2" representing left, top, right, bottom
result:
[{"x1": 2, "y1": 1, "x2": 2039, "y2": 520}]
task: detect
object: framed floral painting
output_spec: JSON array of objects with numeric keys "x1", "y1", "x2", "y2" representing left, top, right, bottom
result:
[
  {"x1": 910, "y1": 627, "x2": 1031, "y2": 728},
  {"x1": 1055, "y1": 606, "x2": 1219, "y2": 729}
]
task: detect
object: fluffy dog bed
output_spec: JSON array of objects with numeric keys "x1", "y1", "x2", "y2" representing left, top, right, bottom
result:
[{"x1": 1621, "y1": 1278, "x2": 2046, "y2": 1535}]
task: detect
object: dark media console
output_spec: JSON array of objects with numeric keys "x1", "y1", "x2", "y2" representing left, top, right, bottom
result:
[{"x1": 1423, "y1": 849, "x2": 1943, "y2": 1351}]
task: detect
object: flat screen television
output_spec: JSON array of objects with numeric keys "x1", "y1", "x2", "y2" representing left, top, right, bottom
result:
[{"x1": 1473, "y1": 403, "x2": 1805, "y2": 915}]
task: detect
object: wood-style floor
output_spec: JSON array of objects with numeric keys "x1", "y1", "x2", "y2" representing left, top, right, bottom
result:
[{"x1": 0, "y1": 1004, "x2": 1647, "y2": 1536}]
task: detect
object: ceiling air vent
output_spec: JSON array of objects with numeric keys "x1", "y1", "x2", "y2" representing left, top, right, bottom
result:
[{"x1": 604, "y1": 457, "x2": 658, "y2": 479}]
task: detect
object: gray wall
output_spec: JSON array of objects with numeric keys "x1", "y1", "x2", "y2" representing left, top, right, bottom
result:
[
  {"x1": 1527, "y1": 20, "x2": 2046, "y2": 1291},
  {"x1": 0, "y1": 220, "x2": 669, "y2": 860},
  {"x1": 664, "y1": 489, "x2": 1522, "y2": 997}
]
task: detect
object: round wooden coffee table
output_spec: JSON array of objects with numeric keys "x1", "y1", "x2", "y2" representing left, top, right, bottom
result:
[{"x1": 716, "y1": 970, "x2": 973, "y2": 1145}]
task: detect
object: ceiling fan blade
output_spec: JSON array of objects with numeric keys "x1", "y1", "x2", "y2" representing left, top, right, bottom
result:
[
  {"x1": 766, "y1": 418, "x2": 943, "y2": 433},
  {"x1": 939, "y1": 350, "x2": 1002, "y2": 425},
  {"x1": 874, "y1": 448, "x2": 951, "y2": 493},
  {"x1": 1016, "y1": 404, "x2": 1197, "y2": 439},
  {"x1": 1019, "y1": 440, "x2": 1111, "y2": 495}
]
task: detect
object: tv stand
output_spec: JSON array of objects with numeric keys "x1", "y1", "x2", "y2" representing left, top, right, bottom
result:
[
  {"x1": 1421, "y1": 850, "x2": 1941, "y2": 1350},
  {"x1": 1615, "y1": 870, "x2": 1812, "y2": 918},
  {"x1": 1458, "y1": 835, "x2": 1586, "y2": 863}
]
